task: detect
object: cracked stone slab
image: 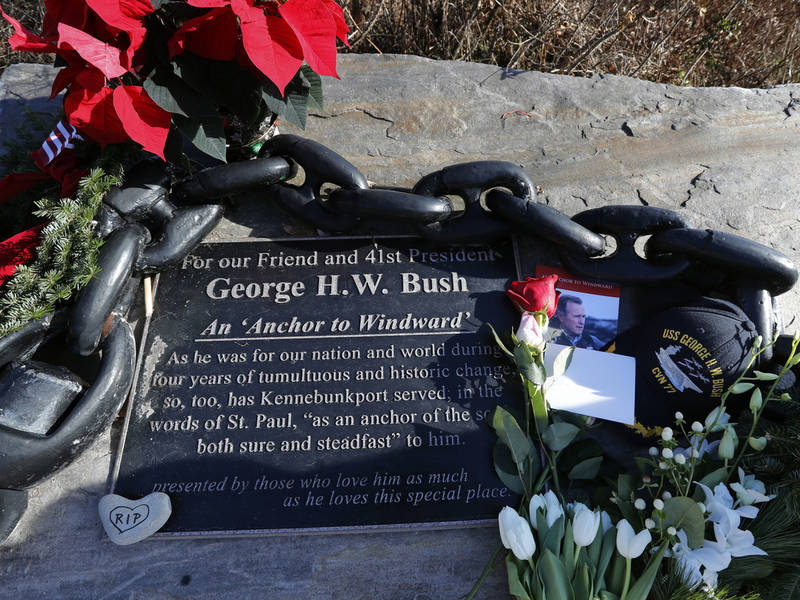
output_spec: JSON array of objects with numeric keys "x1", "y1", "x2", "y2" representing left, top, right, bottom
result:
[{"x1": 1, "y1": 55, "x2": 799, "y2": 598}]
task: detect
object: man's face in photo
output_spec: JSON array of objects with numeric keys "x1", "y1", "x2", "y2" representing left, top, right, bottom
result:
[{"x1": 559, "y1": 300, "x2": 586, "y2": 337}]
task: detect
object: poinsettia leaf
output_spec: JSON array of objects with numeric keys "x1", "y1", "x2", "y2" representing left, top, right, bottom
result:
[
  {"x1": 187, "y1": 0, "x2": 229, "y2": 6},
  {"x1": 280, "y1": 0, "x2": 339, "y2": 78},
  {"x1": 231, "y1": 0, "x2": 303, "y2": 95},
  {"x1": 1, "y1": 9, "x2": 58, "y2": 52},
  {"x1": 64, "y1": 71, "x2": 129, "y2": 146},
  {"x1": 172, "y1": 54, "x2": 261, "y2": 124},
  {"x1": 144, "y1": 68, "x2": 217, "y2": 118},
  {"x1": 320, "y1": 0, "x2": 350, "y2": 46},
  {"x1": 42, "y1": 0, "x2": 89, "y2": 40},
  {"x1": 57, "y1": 23, "x2": 128, "y2": 79},
  {"x1": 168, "y1": 6, "x2": 238, "y2": 61},
  {"x1": 50, "y1": 65, "x2": 83, "y2": 99},
  {"x1": 261, "y1": 75, "x2": 309, "y2": 129},
  {"x1": 300, "y1": 65, "x2": 324, "y2": 111},
  {"x1": 112, "y1": 86, "x2": 171, "y2": 158},
  {"x1": 85, "y1": 0, "x2": 154, "y2": 33},
  {"x1": 173, "y1": 114, "x2": 227, "y2": 163}
]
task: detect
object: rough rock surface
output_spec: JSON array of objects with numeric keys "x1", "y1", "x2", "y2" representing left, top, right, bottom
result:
[{"x1": 0, "y1": 54, "x2": 799, "y2": 598}]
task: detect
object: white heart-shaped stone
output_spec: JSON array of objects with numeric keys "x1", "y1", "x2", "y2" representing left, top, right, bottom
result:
[{"x1": 98, "y1": 492, "x2": 171, "y2": 545}]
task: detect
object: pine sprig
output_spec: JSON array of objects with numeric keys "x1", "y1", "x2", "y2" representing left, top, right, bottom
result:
[{"x1": 0, "y1": 159, "x2": 123, "y2": 336}]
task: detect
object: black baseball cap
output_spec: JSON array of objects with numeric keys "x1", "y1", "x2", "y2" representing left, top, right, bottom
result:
[{"x1": 614, "y1": 297, "x2": 758, "y2": 427}]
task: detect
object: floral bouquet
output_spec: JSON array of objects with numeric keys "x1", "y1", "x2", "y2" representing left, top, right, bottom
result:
[
  {"x1": 474, "y1": 274, "x2": 800, "y2": 600},
  {"x1": 0, "y1": 0, "x2": 347, "y2": 335}
]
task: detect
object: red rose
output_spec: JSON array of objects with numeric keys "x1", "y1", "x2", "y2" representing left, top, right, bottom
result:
[{"x1": 507, "y1": 275, "x2": 560, "y2": 317}]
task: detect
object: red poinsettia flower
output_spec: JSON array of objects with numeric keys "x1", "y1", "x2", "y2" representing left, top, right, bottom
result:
[
  {"x1": 176, "y1": 0, "x2": 347, "y2": 94},
  {"x1": 507, "y1": 275, "x2": 561, "y2": 318}
]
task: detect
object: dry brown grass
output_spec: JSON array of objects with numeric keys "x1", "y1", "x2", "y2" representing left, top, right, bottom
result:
[
  {"x1": 1, "y1": 1, "x2": 799, "y2": 87},
  {"x1": 341, "y1": 0, "x2": 800, "y2": 87}
]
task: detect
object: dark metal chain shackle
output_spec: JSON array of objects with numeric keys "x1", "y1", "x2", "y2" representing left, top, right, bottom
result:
[{"x1": 0, "y1": 133, "x2": 797, "y2": 500}]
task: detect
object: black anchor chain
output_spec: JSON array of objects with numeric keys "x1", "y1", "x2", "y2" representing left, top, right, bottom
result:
[{"x1": 0, "y1": 133, "x2": 797, "y2": 534}]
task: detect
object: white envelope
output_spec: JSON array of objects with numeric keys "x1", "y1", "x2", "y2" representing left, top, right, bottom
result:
[{"x1": 542, "y1": 343, "x2": 636, "y2": 425}]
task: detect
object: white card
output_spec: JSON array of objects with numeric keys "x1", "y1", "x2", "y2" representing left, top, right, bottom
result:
[{"x1": 542, "y1": 343, "x2": 636, "y2": 425}]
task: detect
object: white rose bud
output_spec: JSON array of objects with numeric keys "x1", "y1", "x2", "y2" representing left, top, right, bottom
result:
[
  {"x1": 658, "y1": 461, "x2": 668, "y2": 469},
  {"x1": 634, "y1": 498, "x2": 646, "y2": 510},
  {"x1": 662, "y1": 448, "x2": 674, "y2": 459},
  {"x1": 661, "y1": 427, "x2": 673, "y2": 441},
  {"x1": 674, "y1": 411, "x2": 684, "y2": 420},
  {"x1": 516, "y1": 312, "x2": 545, "y2": 350},
  {"x1": 648, "y1": 446, "x2": 659, "y2": 457},
  {"x1": 644, "y1": 518, "x2": 655, "y2": 529},
  {"x1": 674, "y1": 453, "x2": 686, "y2": 465},
  {"x1": 691, "y1": 421, "x2": 704, "y2": 433},
  {"x1": 667, "y1": 526, "x2": 677, "y2": 536},
  {"x1": 662, "y1": 491, "x2": 672, "y2": 500},
  {"x1": 653, "y1": 499, "x2": 665, "y2": 511}
]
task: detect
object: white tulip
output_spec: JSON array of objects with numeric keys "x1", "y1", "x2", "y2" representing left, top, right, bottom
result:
[
  {"x1": 616, "y1": 519, "x2": 652, "y2": 559},
  {"x1": 573, "y1": 509, "x2": 601, "y2": 547},
  {"x1": 498, "y1": 506, "x2": 536, "y2": 560}
]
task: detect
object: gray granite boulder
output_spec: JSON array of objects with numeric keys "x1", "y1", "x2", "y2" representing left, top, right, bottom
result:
[{"x1": 0, "y1": 54, "x2": 798, "y2": 599}]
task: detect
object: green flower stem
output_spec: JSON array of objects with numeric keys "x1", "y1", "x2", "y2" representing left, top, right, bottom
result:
[
  {"x1": 726, "y1": 336, "x2": 799, "y2": 482},
  {"x1": 684, "y1": 343, "x2": 766, "y2": 488},
  {"x1": 620, "y1": 557, "x2": 632, "y2": 600},
  {"x1": 464, "y1": 541, "x2": 505, "y2": 600}
]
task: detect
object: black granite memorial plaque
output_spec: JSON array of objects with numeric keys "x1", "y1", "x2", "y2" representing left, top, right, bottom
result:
[{"x1": 113, "y1": 236, "x2": 521, "y2": 534}]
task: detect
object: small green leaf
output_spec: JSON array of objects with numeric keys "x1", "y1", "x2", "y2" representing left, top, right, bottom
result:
[
  {"x1": 552, "y1": 345, "x2": 574, "y2": 378},
  {"x1": 173, "y1": 115, "x2": 227, "y2": 163},
  {"x1": 663, "y1": 497, "x2": 705, "y2": 548},
  {"x1": 493, "y1": 441, "x2": 524, "y2": 494},
  {"x1": 515, "y1": 345, "x2": 546, "y2": 384},
  {"x1": 730, "y1": 382, "x2": 755, "y2": 394},
  {"x1": 488, "y1": 323, "x2": 514, "y2": 358},
  {"x1": 493, "y1": 407, "x2": 531, "y2": 470},
  {"x1": 753, "y1": 370, "x2": 780, "y2": 381},
  {"x1": 542, "y1": 422, "x2": 580, "y2": 451},
  {"x1": 568, "y1": 456, "x2": 603, "y2": 480},
  {"x1": 505, "y1": 554, "x2": 532, "y2": 600}
]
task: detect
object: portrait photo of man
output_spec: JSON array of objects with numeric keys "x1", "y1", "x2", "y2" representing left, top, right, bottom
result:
[{"x1": 552, "y1": 294, "x2": 604, "y2": 350}]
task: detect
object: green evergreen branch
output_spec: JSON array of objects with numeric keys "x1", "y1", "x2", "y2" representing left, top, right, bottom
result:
[{"x1": 0, "y1": 159, "x2": 123, "y2": 337}]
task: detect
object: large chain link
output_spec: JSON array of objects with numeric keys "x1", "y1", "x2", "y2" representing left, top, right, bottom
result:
[{"x1": 1, "y1": 133, "x2": 797, "y2": 496}]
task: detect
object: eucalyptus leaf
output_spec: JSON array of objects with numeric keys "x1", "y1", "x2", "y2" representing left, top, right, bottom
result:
[
  {"x1": 552, "y1": 346, "x2": 574, "y2": 378},
  {"x1": 493, "y1": 407, "x2": 531, "y2": 471},
  {"x1": 698, "y1": 467, "x2": 729, "y2": 493},
  {"x1": 173, "y1": 115, "x2": 226, "y2": 163},
  {"x1": 542, "y1": 422, "x2": 580, "y2": 452},
  {"x1": 663, "y1": 497, "x2": 705, "y2": 548},
  {"x1": 493, "y1": 441, "x2": 525, "y2": 494},
  {"x1": 568, "y1": 456, "x2": 603, "y2": 480}
]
